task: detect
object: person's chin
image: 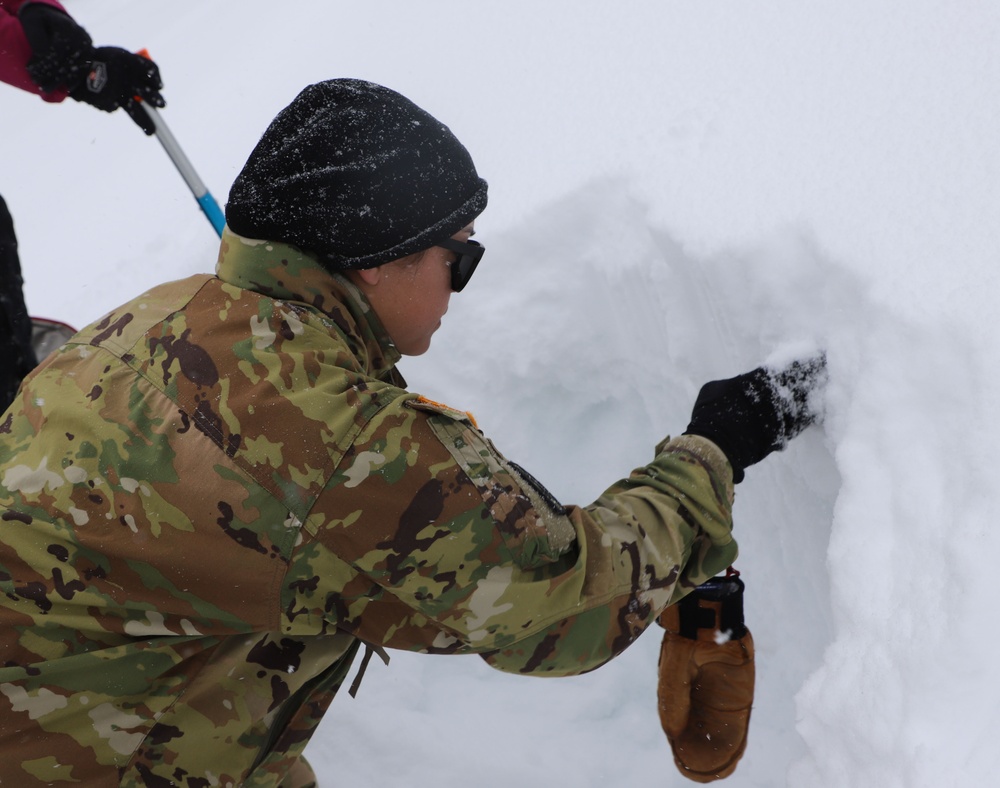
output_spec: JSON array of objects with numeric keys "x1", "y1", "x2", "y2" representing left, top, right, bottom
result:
[{"x1": 401, "y1": 337, "x2": 433, "y2": 356}]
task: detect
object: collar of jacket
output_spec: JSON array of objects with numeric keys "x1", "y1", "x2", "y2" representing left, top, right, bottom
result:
[{"x1": 214, "y1": 227, "x2": 404, "y2": 384}]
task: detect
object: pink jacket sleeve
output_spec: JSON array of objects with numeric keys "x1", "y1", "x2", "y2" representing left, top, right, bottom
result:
[{"x1": 0, "y1": 0, "x2": 70, "y2": 101}]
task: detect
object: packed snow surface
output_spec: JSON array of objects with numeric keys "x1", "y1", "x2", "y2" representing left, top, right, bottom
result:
[{"x1": 4, "y1": 1, "x2": 999, "y2": 785}]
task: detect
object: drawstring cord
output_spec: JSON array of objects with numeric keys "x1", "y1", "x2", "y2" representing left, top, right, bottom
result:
[{"x1": 348, "y1": 641, "x2": 390, "y2": 698}]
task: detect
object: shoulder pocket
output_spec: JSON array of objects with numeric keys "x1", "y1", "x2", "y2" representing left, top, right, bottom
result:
[{"x1": 410, "y1": 400, "x2": 576, "y2": 570}]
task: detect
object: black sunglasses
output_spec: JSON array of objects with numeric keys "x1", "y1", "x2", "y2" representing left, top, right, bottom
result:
[{"x1": 436, "y1": 237, "x2": 485, "y2": 292}]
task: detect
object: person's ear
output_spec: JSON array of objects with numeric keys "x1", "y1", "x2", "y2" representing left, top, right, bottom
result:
[{"x1": 347, "y1": 266, "x2": 383, "y2": 290}]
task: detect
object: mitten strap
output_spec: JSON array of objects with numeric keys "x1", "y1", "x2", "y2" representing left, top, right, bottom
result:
[{"x1": 661, "y1": 575, "x2": 747, "y2": 641}]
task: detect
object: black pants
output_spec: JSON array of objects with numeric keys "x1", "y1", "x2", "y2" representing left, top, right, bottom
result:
[{"x1": 0, "y1": 194, "x2": 38, "y2": 412}]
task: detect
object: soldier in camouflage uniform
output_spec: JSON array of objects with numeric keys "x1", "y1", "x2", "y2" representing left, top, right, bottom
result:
[{"x1": 0, "y1": 79, "x2": 819, "y2": 786}]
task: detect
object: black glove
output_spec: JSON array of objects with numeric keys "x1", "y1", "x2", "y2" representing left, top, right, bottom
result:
[
  {"x1": 684, "y1": 355, "x2": 827, "y2": 483},
  {"x1": 70, "y1": 47, "x2": 165, "y2": 135},
  {"x1": 18, "y1": 2, "x2": 93, "y2": 92},
  {"x1": 18, "y1": 3, "x2": 165, "y2": 135}
]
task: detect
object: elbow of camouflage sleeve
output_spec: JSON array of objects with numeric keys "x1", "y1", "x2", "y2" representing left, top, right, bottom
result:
[{"x1": 477, "y1": 604, "x2": 641, "y2": 677}]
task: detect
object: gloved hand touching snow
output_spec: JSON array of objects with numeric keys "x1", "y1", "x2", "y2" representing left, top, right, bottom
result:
[
  {"x1": 19, "y1": 3, "x2": 165, "y2": 135},
  {"x1": 684, "y1": 355, "x2": 827, "y2": 483}
]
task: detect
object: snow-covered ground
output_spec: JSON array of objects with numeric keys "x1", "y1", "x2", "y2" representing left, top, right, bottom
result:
[{"x1": 5, "y1": 1, "x2": 999, "y2": 785}]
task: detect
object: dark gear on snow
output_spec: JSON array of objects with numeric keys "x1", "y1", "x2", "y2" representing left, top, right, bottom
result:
[
  {"x1": 684, "y1": 355, "x2": 827, "y2": 482},
  {"x1": 226, "y1": 78, "x2": 488, "y2": 273},
  {"x1": 31, "y1": 318, "x2": 77, "y2": 363},
  {"x1": 0, "y1": 195, "x2": 38, "y2": 412},
  {"x1": 657, "y1": 573, "x2": 755, "y2": 783},
  {"x1": 18, "y1": 2, "x2": 165, "y2": 135}
]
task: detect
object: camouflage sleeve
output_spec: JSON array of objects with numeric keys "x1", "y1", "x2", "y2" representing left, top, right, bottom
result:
[{"x1": 285, "y1": 397, "x2": 736, "y2": 677}]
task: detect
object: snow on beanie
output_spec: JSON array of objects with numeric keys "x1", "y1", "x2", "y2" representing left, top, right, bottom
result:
[{"x1": 225, "y1": 78, "x2": 488, "y2": 271}]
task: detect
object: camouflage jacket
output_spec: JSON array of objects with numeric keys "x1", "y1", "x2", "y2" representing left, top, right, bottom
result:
[{"x1": 0, "y1": 229, "x2": 738, "y2": 787}]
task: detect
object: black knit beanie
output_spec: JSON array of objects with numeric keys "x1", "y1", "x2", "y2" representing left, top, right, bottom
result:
[{"x1": 226, "y1": 79, "x2": 488, "y2": 271}]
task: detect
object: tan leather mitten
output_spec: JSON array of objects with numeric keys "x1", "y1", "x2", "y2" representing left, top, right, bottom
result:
[{"x1": 657, "y1": 575, "x2": 755, "y2": 783}]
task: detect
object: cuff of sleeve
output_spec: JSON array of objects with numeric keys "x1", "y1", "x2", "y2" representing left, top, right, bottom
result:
[{"x1": 656, "y1": 434, "x2": 734, "y2": 502}]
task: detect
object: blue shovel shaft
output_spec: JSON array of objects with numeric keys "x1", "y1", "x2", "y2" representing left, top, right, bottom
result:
[{"x1": 140, "y1": 103, "x2": 225, "y2": 238}]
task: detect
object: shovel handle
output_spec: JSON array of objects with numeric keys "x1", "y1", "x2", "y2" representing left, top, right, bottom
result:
[{"x1": 136, "y1": 49, "x2": 225, "y2": 238}]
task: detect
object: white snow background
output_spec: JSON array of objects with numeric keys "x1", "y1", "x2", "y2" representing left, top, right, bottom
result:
[{"x1": 4, "y1": 1, "x2": 1000, "y2": 785}]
